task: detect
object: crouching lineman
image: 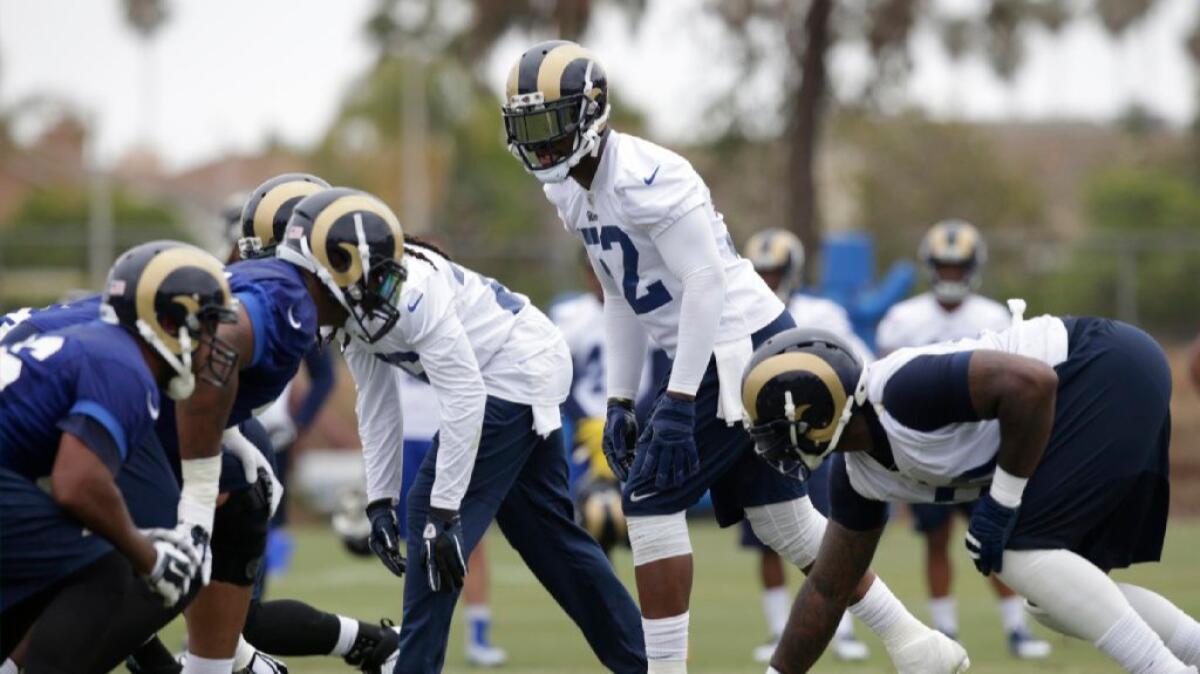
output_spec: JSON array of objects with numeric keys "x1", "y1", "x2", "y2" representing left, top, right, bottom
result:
[
  {"x1": 504, "y1": 39, "x2": 964, "y2": 673},
  {"x1": 274, "y1": 188, "x2": 646, "y2": 673},
  {"x1": 741, "y1": 228, "x2": 870, "y2": 664},
  {"x1": 876, "y1": 219, "x2": 1050, "y2": 658},
  {"x1": 743, "y1": 307, "x2": 1200, "y2": 673},
  {"x1": 0, "y1": 242, "x2": 235, "y2": 672}
]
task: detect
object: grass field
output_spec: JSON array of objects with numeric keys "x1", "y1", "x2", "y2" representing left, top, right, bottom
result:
[{"x1": 160, "y1": 518, "x2": 1200, "y2": 673}]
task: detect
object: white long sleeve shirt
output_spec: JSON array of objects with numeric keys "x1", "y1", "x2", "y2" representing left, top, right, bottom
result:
[
  {"x1": 344, "y1": 247, "x2": 570, "y2": 510},
  {"x1": 544, "y1": 131, "x2": 782, "y2": 400}
]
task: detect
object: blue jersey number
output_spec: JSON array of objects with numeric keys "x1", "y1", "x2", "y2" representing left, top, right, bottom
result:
[
  {"x1": 586, "y1": 226, "x2": 672, "y2": 315},
  {"x1": 451, "y1": 263, "x2": 525, "y2": 315}
]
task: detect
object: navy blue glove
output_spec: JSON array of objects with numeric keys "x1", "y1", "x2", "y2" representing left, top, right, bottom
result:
[
  {"x1": 365, "y1": 499, "x2": 406, "y2": 577},
  {"x1": 422, "y1": 507, "x2": 467, "y2": 592},
  {"x1": 631, "y1": 394, "x2": 698, "y2": 490},
  {"x1": 965, "y1": 493, "x2": 1019, "y2": 576},
  {"x1": 602, "y1": 398, "x2": 639, "y2": 482}
]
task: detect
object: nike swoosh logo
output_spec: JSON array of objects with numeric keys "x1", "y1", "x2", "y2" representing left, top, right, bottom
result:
[
  {"x1": 629, "y1": 490, "x2": 658, "y2": 503},
  {"x1": 286, "y1": 306, "x2": 302, "y2": 330},
  {"x1": 643, "y1": 165, "x2": 661, "y2": 185},
  {"x1": 407, "y1": 293, "x2": 424, "y2": 312},
  {"x1": 146, "y1": 391, "x2": 159, "y2": 420}
]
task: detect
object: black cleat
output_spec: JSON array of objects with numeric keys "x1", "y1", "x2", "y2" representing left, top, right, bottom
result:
[{"x1": 343, "y1": 619, "x2": 400, "y2": 674}]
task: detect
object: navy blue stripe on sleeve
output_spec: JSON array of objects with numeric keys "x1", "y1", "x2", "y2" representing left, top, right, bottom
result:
[
  {"x1": 829, "y1": 454, "x2": 888, "y2": 532},
  {"x1": 882, "y1": 351, "x2": 979, "y2": 432}
]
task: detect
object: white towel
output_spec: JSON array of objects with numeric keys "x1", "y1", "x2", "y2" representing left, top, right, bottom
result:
[
  {"x1": 712, "y1": 336, "x2": 755, "y2": 426},
  {"x1": 532, "y1": 403, "x2": 563, "y2": 438}
]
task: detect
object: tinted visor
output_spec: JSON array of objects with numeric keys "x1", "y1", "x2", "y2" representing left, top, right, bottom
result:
[
  {"x1": 351, "y1": 257, "x2": 406, "y2": 343},
  {"x1": 503, "y1": 96, "x2": 583, "y2": 169}
]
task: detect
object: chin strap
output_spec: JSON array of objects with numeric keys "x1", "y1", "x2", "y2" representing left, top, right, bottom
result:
[
  {"x1": 804, "y1": 367, "x2": 871, "y2": 471},
  {"x1": 136, "y1": 319, "x2": 195, "y2": 400}
]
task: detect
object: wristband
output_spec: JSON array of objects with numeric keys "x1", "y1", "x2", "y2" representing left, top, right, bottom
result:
[{"x1": 989, "y1": 466, "x2": 1028, "y2": 509}]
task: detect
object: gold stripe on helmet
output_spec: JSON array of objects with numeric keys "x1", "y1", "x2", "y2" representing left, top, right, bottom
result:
[
  {"x1": 928, "y1": 221, "x2": 979, "y2": 261},
  {"x1": 252, "y1": 180, "x2": 325, "y2": 245},
  {"x1": 742, "y1": 351, "x2": 847, "y2": 443},
  {"x1": 536, "y1": 43, "x2": 592, "y2": 102},
  {"x1": 506, "y1": 60, "x2": 520, "y2": 101},
  {"x1": 310, "y1": 194, "x2": 405, "y2": 288},
  {"x1": 136, "y1": 247, "x2": 231, "y2": 355}
]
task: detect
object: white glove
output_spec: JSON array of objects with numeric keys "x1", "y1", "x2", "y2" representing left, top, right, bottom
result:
[
  {"x1": 141, "y1": 527, "x2": 202, "y2": 607},
  {"x1": 238, "y1": 650, "x2": 288, "y2": 674},
  {"x1": 888, "y1": 629, "x2": 971, "y2": 674},
  {"x1": 223, "y1": 427, "x2": 284, "y2": 517}
]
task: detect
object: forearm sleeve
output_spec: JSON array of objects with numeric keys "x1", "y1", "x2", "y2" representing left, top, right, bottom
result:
[
  {"x1": 654, "y1": 206, "x2": 727, "y2": 396},
  {"x1": 344, "y1": 346, "x2": 405, "y2": 504}
]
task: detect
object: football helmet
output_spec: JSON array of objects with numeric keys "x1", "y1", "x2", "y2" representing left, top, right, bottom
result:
[
  {"x1": 502, "y1": 40, "x2": 610, "y2": 183},
  {"x1": 742, "y1": 328, "x2": 866, "y2": 481},
  {"x1": 277, "y1": 188, "x2": 406, "y2": 343},
  {"x1": 331, "y1": 486, "x2": 372, "y2": 558},
  {"x1": 238, "y1": 173, "x2": 331, "y2": 259},
  {"x1": 919, "y1": 219, "x2": 986, "y2": 304},
  {"x1": 101, "y1": 241, "x2": 239, "y2": 400},
  {"x1": 744, "y1": 228, "x2": 805, "y2": 302}
]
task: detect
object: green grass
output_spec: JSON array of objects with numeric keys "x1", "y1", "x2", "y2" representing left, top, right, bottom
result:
[{"x1": 160, "y1": 519, "x2": 1200, "y2": 673}]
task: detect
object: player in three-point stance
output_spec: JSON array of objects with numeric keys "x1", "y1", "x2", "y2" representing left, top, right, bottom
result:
[
  {"x1": 503, "y1": 39, "x2": 965, "y2": 673},
  {"x1": 0, "y1": 242, "x2": 235, "y2": 673},
  {"x1": 274, "y1": 187, "x2": 646, "y2": 673},
  {"x1": 742, "y1": 306, "x2": 1200, "y2": 673}
]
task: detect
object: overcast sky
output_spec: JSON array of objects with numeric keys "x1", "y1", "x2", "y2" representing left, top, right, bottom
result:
[{"x1": 1, "y1": 0, "x2": 1196, "y2": 171}]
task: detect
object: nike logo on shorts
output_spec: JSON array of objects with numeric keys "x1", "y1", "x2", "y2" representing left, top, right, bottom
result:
[{"x1": 629, "y1": 490, "x2": 658, "y2": 503}]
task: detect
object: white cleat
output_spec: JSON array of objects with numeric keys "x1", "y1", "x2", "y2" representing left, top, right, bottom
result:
[
  {"x1": 890, "y1": 629, "x2": 970, "y2": 674},
  {"x1": 1008, "y1": 630, "x2": 1052, "y2": 659},
  {"x1": 752, "y1": 637, "x2": 778, "y2": 664},
  {"x1": 832, "y1": 634, "x2": 870, "y2": 662},
  {"x1": 466, "y1": 643, "x2": 508, "y2": 668}
]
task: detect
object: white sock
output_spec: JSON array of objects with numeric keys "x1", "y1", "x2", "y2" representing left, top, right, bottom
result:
[
  {"x1": 329, "y1": 615, "x2": 360, "y2": 657},
  {"x1": 929, "y1": 596, "x2": 958, "y2": 636},
  {"x1": 998, "y1": 596, "x2": 1029, "y2": 634},
  {"x1": 849, "y1": 578, "x2": 929, "y2": 651},
  {"x1": 1, "y1": 659, "x2": 17, "y2": 674},
  {"x1": 1095, "y1": 609, "x2": 1191, "y2": 674},
  {"x1": 1122, "y1": 584, "x2": 1200, "y2": 666},
  {"x1": 232, "y1": 637, "x2": 256, "y2": 671},
  {"x1": 644, "y1": 612, "x2": 689, "y2": 672},
  {"x1": 762, "y1": 586, "x2": 790, "y2": 639},
  {"x1": 181, "y1": 653, "x2": 235, "y2": 674},
  {"x1": 835, "y1": 612, "x2": 857, "y2": 640}
]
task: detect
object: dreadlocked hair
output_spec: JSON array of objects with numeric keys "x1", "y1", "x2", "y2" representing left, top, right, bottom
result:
[{"x1": 403, "y1": 235, "x2": 452, "y2": 266}]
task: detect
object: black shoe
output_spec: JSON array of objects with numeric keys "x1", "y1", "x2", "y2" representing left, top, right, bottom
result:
[{"x1": 344, "y1": 619, "x2": 400, "y2": 674}]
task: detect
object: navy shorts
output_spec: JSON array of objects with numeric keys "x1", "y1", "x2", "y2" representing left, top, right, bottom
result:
[
  {"x1": 624, "y1": 311, "x2": 808, "y2": 527},
  {"x1": 1008, "y1": 318, "x2": 1171, "y2": 571},
  {"x1": 0, "y1": 467, "x2": 113, "y2": 611},
  {"x1": 910, "y1": 501, "x2": 976, "y2": 534}
]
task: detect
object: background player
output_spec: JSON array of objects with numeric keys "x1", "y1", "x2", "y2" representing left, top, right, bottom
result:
[
  {"x1": 0, "y1": 241, "x2": 234, "y2": 672},
  {"x1": 875, "y1": 219, "x2": 1049, "y2": 658},
  {"x1": 743, "y1": 310, "x2": 1199, "y2": 673},
  {"x1": 276, "y1": 188, "x2": 645, "y2": 673},
  {"x1": 506, "y1": 39, "x2": 965, "y2": 674},
  {"x1": 741, "y1": 228, "x2": 869, "y2": 664}
]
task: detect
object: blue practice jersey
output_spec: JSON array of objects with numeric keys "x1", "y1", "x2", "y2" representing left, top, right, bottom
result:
[
  {"x1": 155, "y1": 258, "x2": 319, "y2": 455},
  {"x1": 0, "y1": 320, "x2": 159, "y2": 480},
  {"x1": 0, "y1": 295, "x2": 102, "y2": 344}
]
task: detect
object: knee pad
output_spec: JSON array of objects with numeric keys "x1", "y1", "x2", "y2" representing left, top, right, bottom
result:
[
  {"x1": 627, "y1": 512, "x2": 691, "y2": 566},
  {"x1": 211, "y1": 480, "x2": 270, "y2": 586},
  {"x1": 745, "y1": 497, "x2": 827, "y2": 570}
]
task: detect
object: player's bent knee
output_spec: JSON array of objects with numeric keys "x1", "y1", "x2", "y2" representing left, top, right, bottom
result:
[
  {"x1": 1025, "y1": 599, "x2": 1087, "y2": 640},
  {"x1": 745, "y1": 497, "x2": 826, "y2": 570},
  {"x1": 627, "y1": 512, "x2": 691, "y2": 566},
  {"x1": 211, "y1": 481, "x2": 270, "y2": 586}
]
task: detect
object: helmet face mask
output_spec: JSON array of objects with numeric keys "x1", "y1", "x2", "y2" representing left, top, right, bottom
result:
[{"x1": 503, "y1": 41, "x2": 610, "y2": 184}]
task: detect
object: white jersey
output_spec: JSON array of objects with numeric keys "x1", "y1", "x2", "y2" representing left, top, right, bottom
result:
[
  {"x1": 397, "y1": 371, "x2": 439, "y2": 442},
  {"x1": 550, "y1": 291, "x2": 659, "y2": 419},
  {"x1": 544, "y1": 131, "x2": 783, "y2": 357},
  {"x1": 875, "y1": 292, "x2": 1010, "y2": 355},
  {"x1": 844, "y1": 314, "x2": 1069, "y2": 504},
  {"x1": 787, "y1": 293, "x2": 874, "y2": 363},
  {"x1": 343, "y1": 246, "x2": 571, "y2": 510}
]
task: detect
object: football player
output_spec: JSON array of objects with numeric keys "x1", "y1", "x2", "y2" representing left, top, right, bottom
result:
[
  {"x1": 742, "y1": 307, "x2": 1200, "y2": 674},
  {"x1": 503, "y1": 40, "x2": 964, "y2": 674},
  {"x1": 0, "y1": 242, "x2": 234, "y2": 672},
  {"x1": 875, "y1": 220, "x2": 1049, "y2": 658},
  {"x1": 276, "y1": 188, "x2": 646, "y2": 673},
  {"x1": 741, "y1": 228, "x2": 869, "y2": 663}
]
